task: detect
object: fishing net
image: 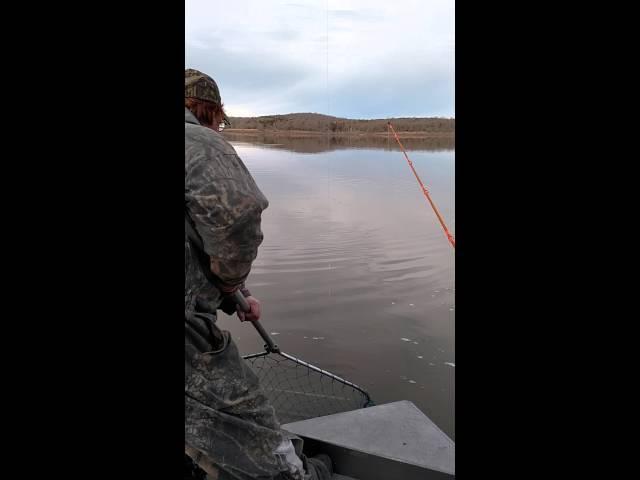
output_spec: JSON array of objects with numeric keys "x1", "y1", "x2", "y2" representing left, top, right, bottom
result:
[{"x1": 243, "y1": 350, "x2": 374, "y2": 425}]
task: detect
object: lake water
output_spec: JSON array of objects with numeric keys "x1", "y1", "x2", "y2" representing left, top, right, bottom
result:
[{"x1": 217, "y1": 134, "x2": 455, "y2": 439}]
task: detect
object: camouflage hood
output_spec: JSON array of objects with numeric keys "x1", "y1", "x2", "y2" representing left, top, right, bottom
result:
[{"x1": 185, "y1": 107, "x2": 199, "y2": 125}]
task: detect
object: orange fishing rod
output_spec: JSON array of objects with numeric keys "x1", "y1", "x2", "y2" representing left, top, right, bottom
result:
[{"x1": 388, "y1": 122, "x2": 455, "y2": 249}]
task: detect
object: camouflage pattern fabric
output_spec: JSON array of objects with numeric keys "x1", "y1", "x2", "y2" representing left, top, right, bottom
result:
[
  {"x1": 185, "y1": 107, "x2": 268, "y2": 314},
  {"x1": 185, "y1": 69, "x2": 231, "y2": 126},
  {"x1": 185, "y1": 108, "x2": 330, "y2": 480}
]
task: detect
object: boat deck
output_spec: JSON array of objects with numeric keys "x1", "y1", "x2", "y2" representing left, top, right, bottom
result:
[{"x1": 283, "y1": 400, "x2": 455, "y2": 479}]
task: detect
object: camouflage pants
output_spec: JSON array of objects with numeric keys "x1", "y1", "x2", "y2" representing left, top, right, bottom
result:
[{"x1": 185, "y1": 311, "x2": 331, "y2": 480}]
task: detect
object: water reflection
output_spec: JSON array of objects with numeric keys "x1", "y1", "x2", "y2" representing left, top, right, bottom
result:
[
  {"x1": 215, "y1": 140, "x2": 455, "y2": 438},
  {"x1": 222, "y1": 132, "x2": 454, "y2": 153}
]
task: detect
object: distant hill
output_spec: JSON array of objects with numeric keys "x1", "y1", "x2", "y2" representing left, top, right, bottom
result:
[{"x1": 227, "y1": 113, "x2": 454, "y2": 134}]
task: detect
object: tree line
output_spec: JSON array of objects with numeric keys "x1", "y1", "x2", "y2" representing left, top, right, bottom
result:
[{"x1": 227, "y1": 113, "x2": 454, "y2": 133}]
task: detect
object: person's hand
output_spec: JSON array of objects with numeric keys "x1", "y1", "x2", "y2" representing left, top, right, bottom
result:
[{"x1": 236, "y1": 296, "x2": 261, "y2": 323}]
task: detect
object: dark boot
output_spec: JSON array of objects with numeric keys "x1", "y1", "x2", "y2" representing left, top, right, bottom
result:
[{"x1": 305, "y1": 453, "x2": 333, "y2": 480}]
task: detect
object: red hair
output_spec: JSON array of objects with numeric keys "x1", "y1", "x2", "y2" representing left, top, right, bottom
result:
[{"x1": 185, "y1": 97, "x2": 225, "y2": 128}]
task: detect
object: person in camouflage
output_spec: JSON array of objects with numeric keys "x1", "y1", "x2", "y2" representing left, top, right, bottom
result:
[{"x1": 184, "y1": 69, "x2": 332, "y2": 480}]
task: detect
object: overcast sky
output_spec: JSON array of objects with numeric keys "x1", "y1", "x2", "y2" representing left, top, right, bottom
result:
[{"x1": 185, "y1": 0, "x2": 454, "y2": 119}]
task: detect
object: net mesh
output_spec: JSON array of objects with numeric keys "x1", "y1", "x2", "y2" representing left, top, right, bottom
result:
[{"x1": 243, "y1": 351, "x2": 373, "y2": 425}]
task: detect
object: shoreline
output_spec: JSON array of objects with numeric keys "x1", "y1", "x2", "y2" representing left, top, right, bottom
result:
[{"x1": 223, "y1": 129, "x2": 454, "y2": 139}]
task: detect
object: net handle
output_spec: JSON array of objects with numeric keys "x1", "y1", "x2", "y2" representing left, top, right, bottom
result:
[{"x1": 234, "y1": 290, "x2": 280, "y2": 353}]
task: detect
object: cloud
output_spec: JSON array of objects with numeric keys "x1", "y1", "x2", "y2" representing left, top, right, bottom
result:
[{"x1": 186, "y1": 0, "x2": 454, "y2": 118}]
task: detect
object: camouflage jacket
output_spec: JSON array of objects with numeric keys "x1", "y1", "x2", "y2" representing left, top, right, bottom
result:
[{"x1": 185, "y1": 108, "x2": 269, "y2": 314}]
